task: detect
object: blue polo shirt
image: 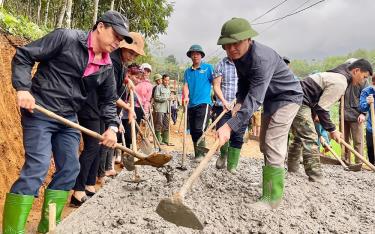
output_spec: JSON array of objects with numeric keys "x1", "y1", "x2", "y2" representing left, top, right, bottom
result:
[{"x1": 184, "y1": 62, "x2": 214, "y2": 107}]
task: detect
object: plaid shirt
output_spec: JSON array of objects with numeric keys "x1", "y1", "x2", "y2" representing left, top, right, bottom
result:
[{"x1": 214, "y1": 57, "x2": 238, "y2": 106}]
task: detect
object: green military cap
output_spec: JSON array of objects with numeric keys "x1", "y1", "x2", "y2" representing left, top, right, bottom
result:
[
  {"x1": 153, "y1": 73, "x2": 162, "y2": 81},
  {"x1": 217, "y1": 17, "x2": 258, "y2": 45},
  {"x1": 186, "y1": 44, "x2": 205, "y2": 58}
]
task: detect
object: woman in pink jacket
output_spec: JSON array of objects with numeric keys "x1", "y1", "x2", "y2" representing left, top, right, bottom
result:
[{"x1": 135, "y1": 63, "x2": 153, "y2": 123}]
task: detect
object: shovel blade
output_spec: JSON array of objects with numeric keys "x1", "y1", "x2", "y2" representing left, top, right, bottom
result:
[
  {"x1": 122, "y1": 155, "x2": 135, "y2": 171},
  {"x1": 195, "y1": 146, "x2": 209, "y2": 154},
  {"x1": 156, "y1": 197, "x2": 204, "y2": 230},
  {"x1": 346, "y1": 163, "x2": 362, "y2": 172},
  {"x1": 134, "y1": 153, "x2": 172, "y2": 167},
  {"x1": 140, "y1": 139, "x2": 154, "y2": 155}
]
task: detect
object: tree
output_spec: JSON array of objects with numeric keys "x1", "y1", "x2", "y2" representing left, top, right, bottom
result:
[
  {"x1": 165, "y1": 54, "x2": 177, "y2": 65},
  {"x1": 65, "y1": 0, "x2": 72, "y2": 28},
  {"x1": 110, "y1": 0, "x2": 114, "y2": 10},
  {"x1": 57, "y1": 0, "x2": 67, "y2": 28},
  {"x1": 93, "y1": 0, "x2": 99, "y2": 25},
  {"x1": 36, "y1": 0, "x2": 42, "y2": 24},
  {"x1": 44, "y1": 0, "x2": 50, "y2": 27}
]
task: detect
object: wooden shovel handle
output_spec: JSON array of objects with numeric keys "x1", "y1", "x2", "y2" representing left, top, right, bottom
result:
[
  {"x1": 180, "y1": 139, "x2": 220, "y2": 197},
  {"x1": 197, "y1": 99, "x2": 236, "y2": 145},
  {"x1": 34, "y1": 104, "x2": 146, "y2": 160},
  {"x1": 340, "y1": 139, "x2": 375, "y2": 171},
  {"x1": 182, "y1": 104, "x2": 188, "y2": 165},
  {"x1": 321, "y1": 141, "x2": 348, "y2": 169},
  {"x1": 133, "y1": 91, "x2": 161, "y2": 149}
]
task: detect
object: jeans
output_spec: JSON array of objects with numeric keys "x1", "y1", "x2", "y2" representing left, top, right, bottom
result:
[{"x1": 11, "y1": 109, "x2": 80, "y2": 196}]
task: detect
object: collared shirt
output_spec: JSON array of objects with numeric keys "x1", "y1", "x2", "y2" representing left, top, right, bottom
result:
[
  {"x1": 214, "y1": 57, "x2": 237, "y2": 106},
  {"x1": 83, "y1": 32, "x2": 112, "y2": 77},
  {"x1": 184, "y1": 62, "x2": 214, "y2": 107}
]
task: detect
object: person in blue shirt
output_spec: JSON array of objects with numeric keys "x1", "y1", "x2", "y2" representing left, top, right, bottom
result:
[
  {"x1": 359, "y1": 74, "x2": 375, "y2": 164},
  {"x1": 182, "y1": 44, "x2": 214, "y2": 161}
]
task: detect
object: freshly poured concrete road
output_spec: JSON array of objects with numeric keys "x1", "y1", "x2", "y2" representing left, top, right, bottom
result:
[{"x1": 58, "y1": 151, "x2": 375, "y2": 233}]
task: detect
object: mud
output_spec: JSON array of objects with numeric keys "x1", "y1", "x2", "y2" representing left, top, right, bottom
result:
[{"x1": 58, "y1": 151, "x2": 375, "y2": 233}]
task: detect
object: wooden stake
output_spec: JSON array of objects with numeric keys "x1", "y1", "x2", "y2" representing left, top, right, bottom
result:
[
  {"x1": 48, "y1": 203, "x2": 56, "y2": 233},
  {"x1": 340, "y1": 96, "x2": 347, "y2": 163}
]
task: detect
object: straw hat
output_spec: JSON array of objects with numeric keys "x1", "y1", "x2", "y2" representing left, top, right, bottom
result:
[{"x1": 119, "y1": 32, "x2": 145, "y2": 56}]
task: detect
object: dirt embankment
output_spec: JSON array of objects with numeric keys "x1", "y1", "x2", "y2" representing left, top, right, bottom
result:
[
  {"x1": 0, "y1": 33, "x2": 57, "y2": 229},
  {"x1": 0, "y1": 33, "x2": 27, "y2": 211}
]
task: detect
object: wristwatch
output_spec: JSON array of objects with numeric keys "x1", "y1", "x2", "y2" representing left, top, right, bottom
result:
[{"x1": 109, "y1": 126, "x2": 119, "y2": 133}]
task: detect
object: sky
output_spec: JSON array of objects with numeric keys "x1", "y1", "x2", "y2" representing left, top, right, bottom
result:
[{"x1": 156, "y1": 0, "x2": 375, "y2": 63}]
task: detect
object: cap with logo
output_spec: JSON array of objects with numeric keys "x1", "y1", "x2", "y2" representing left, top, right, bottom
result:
[{"x1": 97, "y1": 10, "x2": 133, "y2": 44}]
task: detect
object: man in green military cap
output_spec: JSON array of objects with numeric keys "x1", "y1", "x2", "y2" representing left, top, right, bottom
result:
[
  {"x1": 154, "y1": 74, "x2": 174, "y2": 145},
  {"x1": 183, "y1": 44, "x2": 214, "y2": 161},
  {"x1": 216, "y1": 17, "x2": 303, "y2": 209}
]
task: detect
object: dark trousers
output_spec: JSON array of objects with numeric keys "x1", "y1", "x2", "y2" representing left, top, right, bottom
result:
[
  {"x1": 122, "y1": 119, "x2": 132, "y2": 148},
  {"x1": 188, "y1": 104, "x2": 211, "y2": 142},
  {"x1": 366, "y1": 130, "x2": 374, "y2": 164},
  {"x1": 98, "y1": 121, "x2": 114, "y2": 177},
  {"x1": 135, "y1": 107, "x2": 143, "y2": 125},
  {"x1": 171, "y1": 107, "x2": 178, "y2": 124},
  {"x1": 73, "y1": 118, "x2": 102, "y2": 191},
  {"x1": 11, "y1": 110, "x2": 80, "y2": 196},
  {"x1": 213, "y1": 106, "x2": 247, "y2": 149}
]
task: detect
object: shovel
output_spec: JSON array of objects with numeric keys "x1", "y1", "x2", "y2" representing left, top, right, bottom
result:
[
  {"x1": 120, "y1": 131, "x2": 136, "y2": 171},
  {"x1": 321, "y1": 140, "x2": 361, "y2": 171},
  {"x1": 196, "y1": 99, "x2": 236, "y2": 145},
  {"x1": 176, "y1": 104, "x2": 188, "y2": 171},
  {"x1": 134, "y1": 91, "x2": 162, "y2": 150},
  {"x1": 135, "y1": 121, "x2": 154, "y2": 155},
  {"x1": 156, "y1": 139, "x2": 220, "y2": 230},
  {"x1": 34, "y1": 105, "x2": 171, "y2": 168},
  {"x1": 339, "y1": 138, "x2": 375, "y2": 172}
]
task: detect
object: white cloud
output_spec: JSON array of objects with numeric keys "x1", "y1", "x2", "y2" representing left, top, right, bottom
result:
[{"x1": 157, "y1": 0, "x2": 375, "y2": 62}]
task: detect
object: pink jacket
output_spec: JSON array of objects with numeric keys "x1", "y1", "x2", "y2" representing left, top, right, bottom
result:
[{"x1": 135, "y1": 79, "x2": 153, "y2": 113}]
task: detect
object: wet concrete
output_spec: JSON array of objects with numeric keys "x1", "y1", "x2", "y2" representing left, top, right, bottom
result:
[{"x1": 58, "y1": 151, "x2": 375, "y2": 233}]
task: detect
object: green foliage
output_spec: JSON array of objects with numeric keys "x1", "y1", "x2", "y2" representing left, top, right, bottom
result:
[
  {"x1": 0, "y1": 8, "x2": 49, "y2": 40},
  {"x1": 291, "y1": 49, "x2": 375, "y2": 77}
]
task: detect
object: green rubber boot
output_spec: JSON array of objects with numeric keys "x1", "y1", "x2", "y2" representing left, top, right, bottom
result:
[
  {"x1": 258, "y1": 165, "x2": 285, "y2": 209},
  {"x1": 162, "y1": 131, "x2": 174, "y2": 146},
  {"x1": 37, "y1": 189, "x2": 69, "y2": 233},
  {"x1": 155, "y1": 131, "x2": 164, "y2": 145},
  {"x1": 227, "y1": 147, "x2": 241, "y2": 174},
  {"x1": 2, "y1": 193, "x2": 34, "y2": 234},
  {"x1": 216, "y1": 142, "x2": 229, "y2": 169}
]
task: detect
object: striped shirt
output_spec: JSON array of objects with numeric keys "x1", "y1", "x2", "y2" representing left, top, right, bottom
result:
[{"x1": 214, "y1": 57, "x2": 238, "y2": 106}]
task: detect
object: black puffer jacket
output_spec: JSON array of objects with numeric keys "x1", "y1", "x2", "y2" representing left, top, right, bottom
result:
[{"x1": 12, "y1": 28, "x2": 118, "y2": 127}]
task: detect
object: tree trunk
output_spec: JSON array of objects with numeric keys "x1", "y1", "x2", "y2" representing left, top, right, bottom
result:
[
  {"x1": 44, "y1": 0, "x2": 50, "y2": 27},
  {"x1": 0, "y1": 0, "x2": 4, "y2": 8},
  {"x1": 57, "y1": 0, "x2": 67, "y2": 28},
  {"x1": 110, "y1": 0, "x2": 115, "y2": 10},
  {"x1": 65, "y1": 0, "x2": 73, "y2": 28},
  {"x1": 36, "y1": 0, "x2": 42, "y2": 25},
  {"x1": 92, "y1": 0, "x2": 100, "y2": 25}
]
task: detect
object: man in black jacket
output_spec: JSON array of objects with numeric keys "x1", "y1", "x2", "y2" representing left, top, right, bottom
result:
[
  {"x1": 71, "y1": 32, "x2": 144, "y2": 206},
  {"x1": 3, "y1": 11, "x2": 132, "y2": 234}
]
